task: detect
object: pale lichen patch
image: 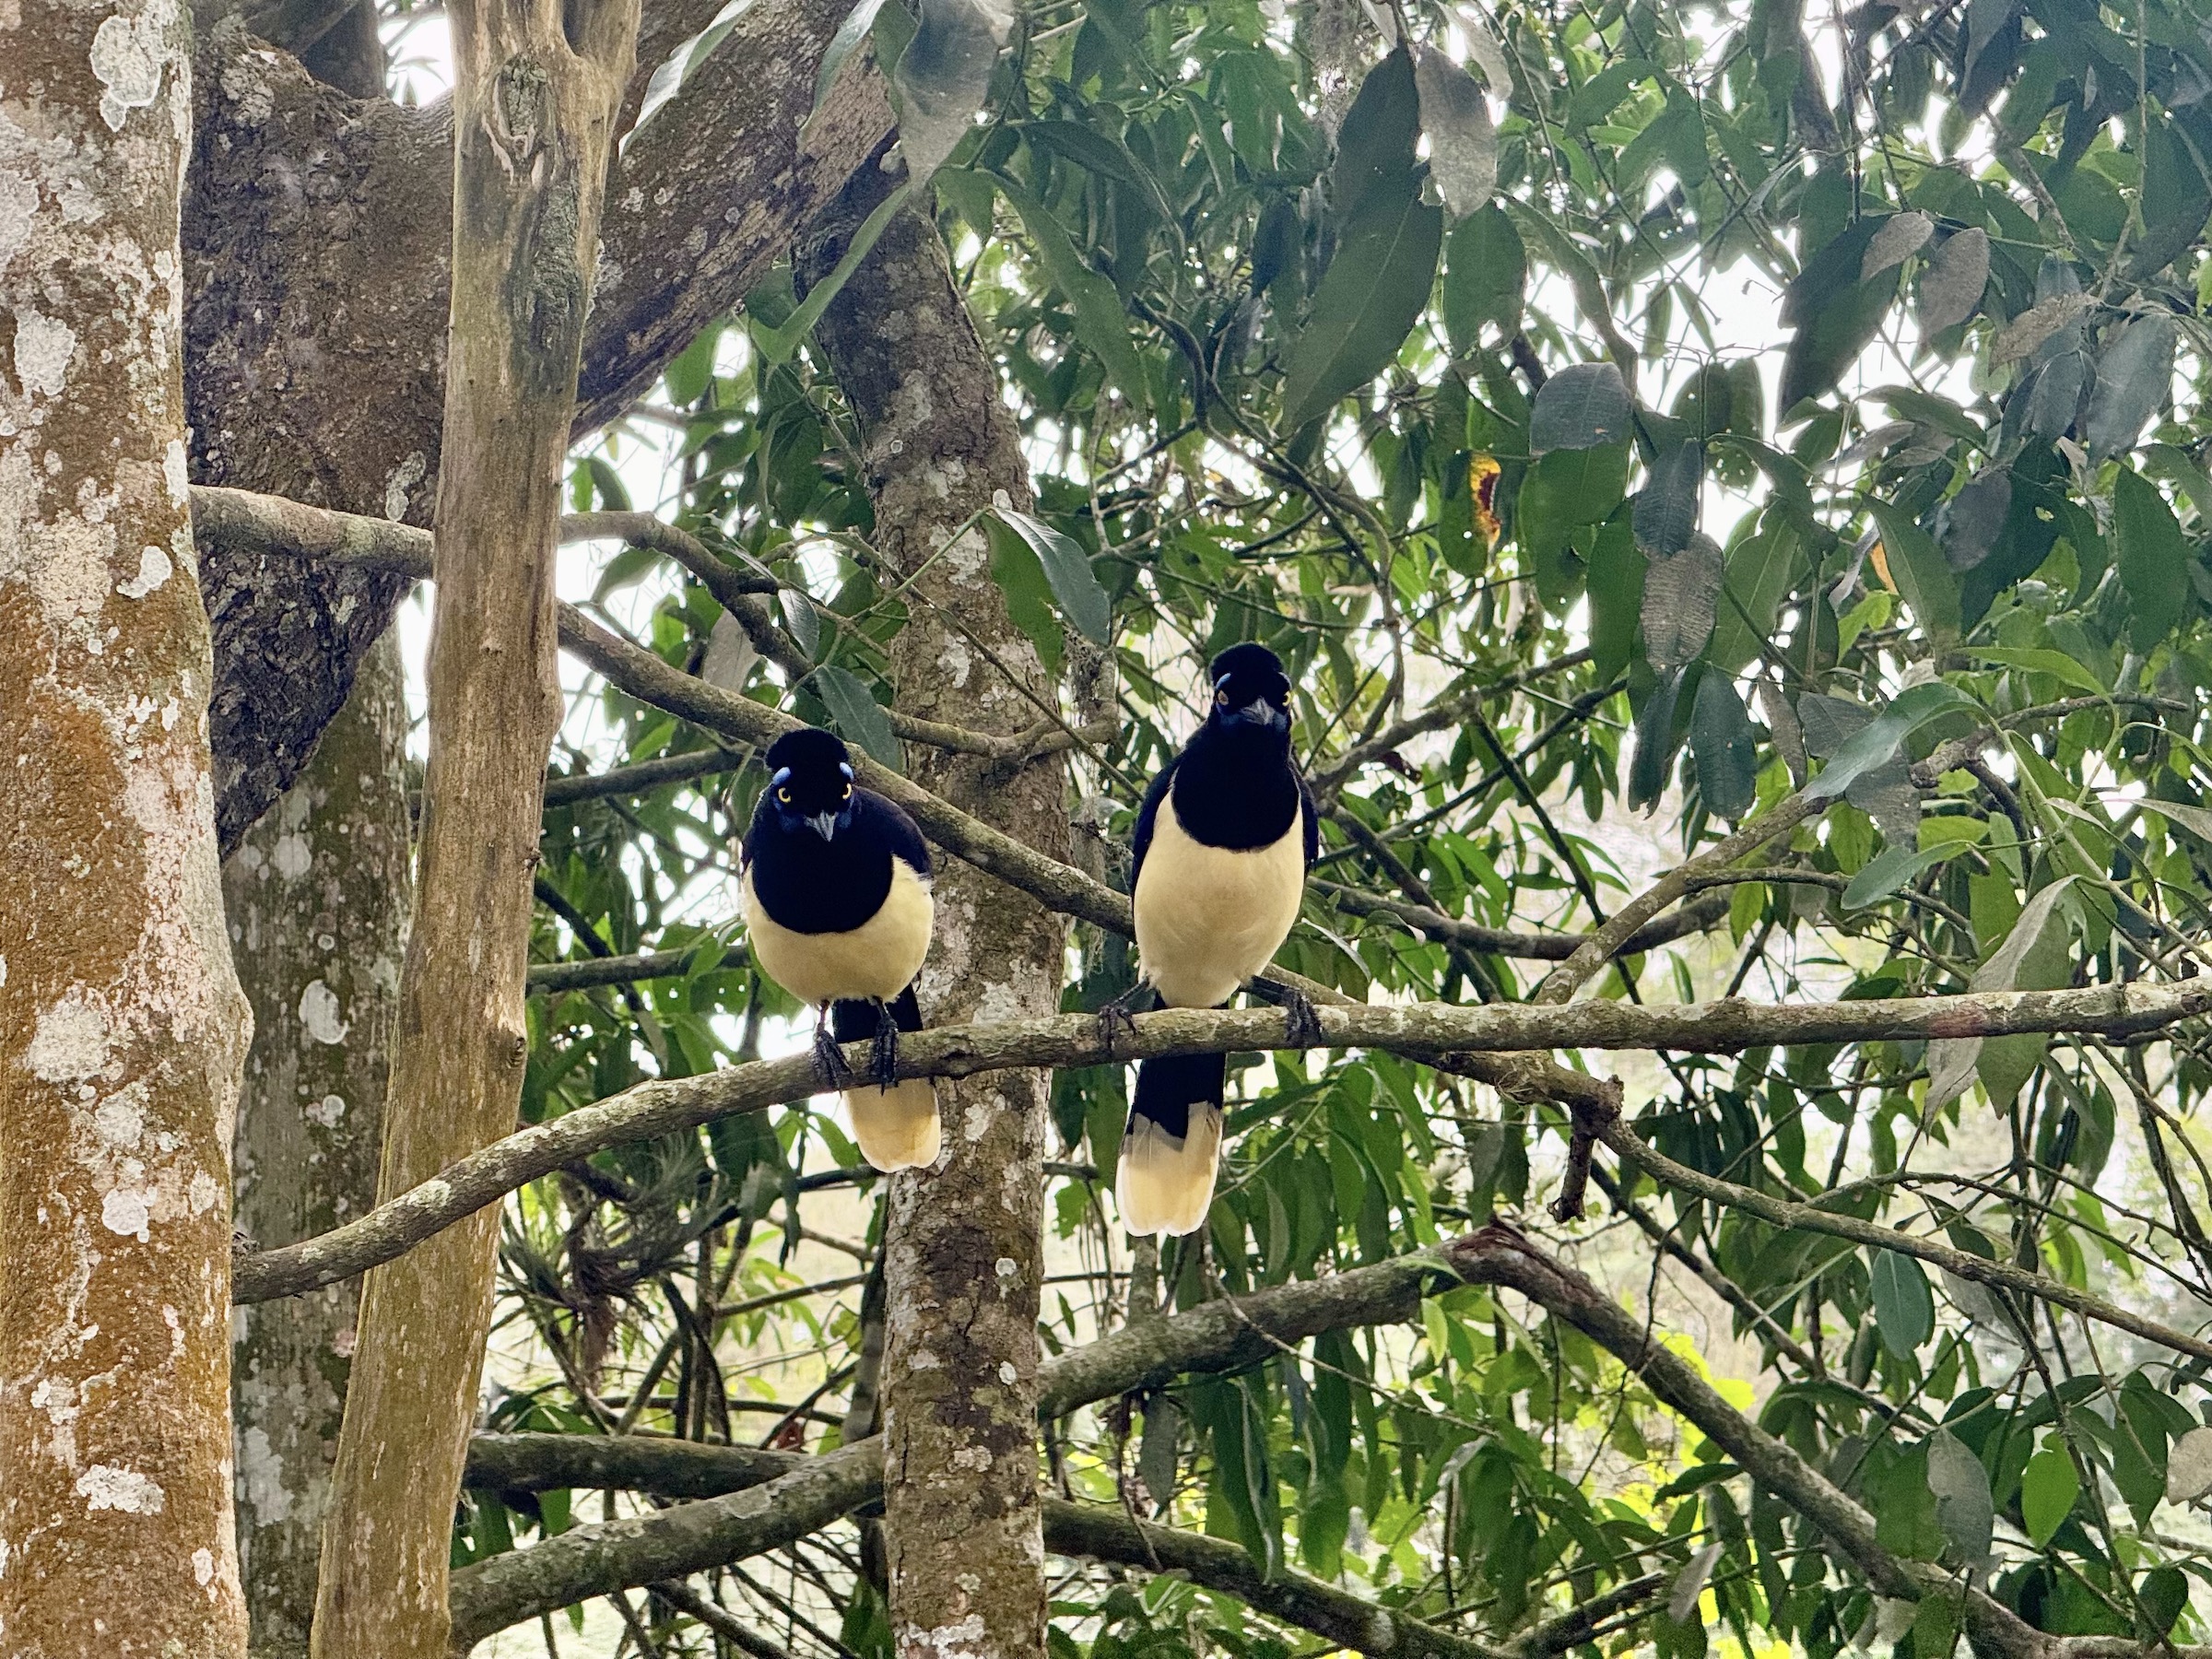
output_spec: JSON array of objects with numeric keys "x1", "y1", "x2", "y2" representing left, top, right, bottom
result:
[
  {"x1": 75, "y1": 1463, "x2": 165, "y2": 1514},
  {"x1": 297, "y1": 980, "x2": 349, "y2": 1045},
  {"x1": 114, "y1": 543, "x2": 171, "y2": 598},
  {"x1": 88, "y1": 0, "x2": 178, "y2": 132},
  {"x1": 26, "y1": 994, "x2": 114, "y2": 1084}
]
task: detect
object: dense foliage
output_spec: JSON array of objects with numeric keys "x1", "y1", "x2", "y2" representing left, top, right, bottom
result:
[{"x1": 484, "y1": 0, "x2": 2212, "y2": 1653}]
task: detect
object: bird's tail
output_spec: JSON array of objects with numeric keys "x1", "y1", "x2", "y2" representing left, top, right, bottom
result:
[
  {"x1": 1121, "y1": 1010, "x2": 1227, "y2": 1237},
  {"x1": 833, "y1": 987, "x2": 940, "y2": 1173}
]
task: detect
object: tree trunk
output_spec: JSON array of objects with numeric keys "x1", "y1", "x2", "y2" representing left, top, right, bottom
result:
[
  {"x1": 801, "y1": 186, "x2": 1069, "y2": 1659},
  {"x1": 226, "y1": 635, "x2": 411, "y2": 1659},
  {"x1": 0, "y1": 1, "x2": 254, "y2": 1652},
  {"x1": 182, "y1": 0, "x2": 892, "y2": 850},
  {"x1": 309, "y1": 1, "x2": 638, "y2": 1653}
]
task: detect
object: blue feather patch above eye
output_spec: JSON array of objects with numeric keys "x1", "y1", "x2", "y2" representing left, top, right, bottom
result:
[
  {"x1": 771, "y1": 767, "x2": 793, "y2": 788},
  {"x1": 839, "y1": 763, "x2": 854, "y2": 780}
]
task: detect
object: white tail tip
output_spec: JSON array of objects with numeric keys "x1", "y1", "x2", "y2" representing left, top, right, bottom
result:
[
  {"x1": 846, "y1": 1077, "x2": 941, "y2": 1172},
  {"x1": 1116, "y1": 1106, "x2": 1223, "y2": 1237}
]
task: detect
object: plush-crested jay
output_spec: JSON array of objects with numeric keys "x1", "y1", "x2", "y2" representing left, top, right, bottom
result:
[
  {"x1": 740, "y1": 727, "x2": 940, "y2": 1171},
  {"x1": 1117, "y1": 643, "x2": 1318, "y2": 1237}
]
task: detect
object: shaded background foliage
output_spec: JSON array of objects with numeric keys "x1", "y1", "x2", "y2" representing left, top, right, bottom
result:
[{"x1": 406, "y1": 0, "x2": 2212, "y2": 1651}]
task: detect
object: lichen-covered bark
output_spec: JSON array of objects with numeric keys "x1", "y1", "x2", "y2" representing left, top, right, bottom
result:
[
  {"x1": 182, "y1": 0, "x2": 892, "y2": 850},
  {"x1": 801, "y1": 186, "x2": 1068, "y2": 1659},
  {"x1": 308, "y1": 0, "x2": 639, "y2": 1652},
  {"x1": 225, "y1": 635, "x2": 410, "y2": 1659},
  {"x1": 0, "y1": 0, "x2": 254, "y2": 1652}
]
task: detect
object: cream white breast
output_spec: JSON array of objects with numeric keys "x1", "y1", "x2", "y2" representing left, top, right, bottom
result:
[
  {"x1": 1133, "y1": 799, "x2": 1303, "y2": 1009},
  {"x1": 741, "y1": 859, "x2": 934, "y2": 1007}
]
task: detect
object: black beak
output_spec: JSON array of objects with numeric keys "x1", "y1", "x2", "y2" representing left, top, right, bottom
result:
[{"x1": 806, "y1": 812, "x2": 838, "y2": 841}]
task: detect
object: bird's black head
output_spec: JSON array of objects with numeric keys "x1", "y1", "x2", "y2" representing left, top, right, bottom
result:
[
  {"x1": 762, "y1": 727, "x2": 857, "y2": 841},
  {"x1": 1207, "y1": 643, "x2": 1292, "y2": 735}
]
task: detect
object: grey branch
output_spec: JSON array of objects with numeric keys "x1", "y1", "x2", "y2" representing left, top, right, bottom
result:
[{"x1": 529, "y1": 949, "x2": 719, "y2": 993}]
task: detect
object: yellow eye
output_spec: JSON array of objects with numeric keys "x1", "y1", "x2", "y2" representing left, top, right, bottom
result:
[
  {"x1": 777, "y1": 787, "x2": 792, "y2": 803},
  {"x1": 841, "y1": 783, "x2": 853, "y2": 800}
]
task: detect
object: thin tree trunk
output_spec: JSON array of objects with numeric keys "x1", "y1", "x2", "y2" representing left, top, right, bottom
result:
[
  {"x1": 227, "y1": 635, "x2": 411, "y2": 1659},
  {"x1": 801, "y1": 186, "x2": 1069, "y2": 1659},
  {"x1": 309, "y1": 0, "x2": 640, "y2": 1652},
  {"x1": 0, "y1": 0, "x2": 254, "y2": 1651}
]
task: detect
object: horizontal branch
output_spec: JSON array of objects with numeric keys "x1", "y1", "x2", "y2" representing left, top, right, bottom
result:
[
  {"x1": 233, "y1": 981, "x2": 2212, "y2": 1304},
  {"x1": 1041, "y1": 1500, "x2": 1497, "y2": 1659},
  {"x1": 1307, "y1": 649, "x2": 1594, "y2": 799},
  {"x1": 543, "y1": 748, "x2": 745, "y2": 808},
  {"x1": 529, "y1": 948, "x2": 715, "y2": 993},
  {"x1": 448, "y1": 1252, "x2": 1453, "y2": 1643},
  {"x1": 1315, "y1": 879, "x2": 1731, "y2": 962}
]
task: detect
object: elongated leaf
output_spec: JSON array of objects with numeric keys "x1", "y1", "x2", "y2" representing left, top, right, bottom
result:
[
  {"x1": 1278, "y1": 176, "x2": 1443, "y2": 429},
  {"x1": 1413, "y1": 46, "x2": 1496, "y2": 219},
  {"x1": 1641, "y1": 534, "x2": 1724, "y2": 673},
  {"x1": 1967, "y1": 645, "x2": 2105, "y2": 697},
  {"x1": 994, "y1": 180, "x2": 1143, "y2": 397},
  {"x1": 2113, "y1": 466, "x2": 2188, "y2": 650},
  {"x1": 1865, "y1": 499, "x2": 1959, "y2": 634},
  {"x1": 1587, "y1": 516, "x2": 1644, "y2": 682},
  {"x1": 1668, "y1": 1541, "x2": 1724, "y2": 1624},
  {"x1": 813, "y1": 663, "x2": 902, "y2": 771},
  {"x1": 1708, "y1": 521, "x2": 1801, "y2": 675},
  {"x1": 1629, "y1": 669, "x2": 1684, "y2": 811},
  {"x1": 1938, "y1": 467, "x2": 2011, "y2": 571},
  {"x1": 1530, "y1": 361, "x2": 1632, "y2": 453},
  {"x1": 992, "y1": 506, "x2": 1111, "y2": 643},
  {"x1": 1918, "y1": 227, "x2": 1990, "y2": 335},
  {"x1": 1332, "y1": 48, "x2": 1421, "y2": 218},
  {"x1": 1870, "y1": 1247, "x2": 1934, "y2": 1358},
  {"x1": 2084, "y1": 316, "x2": 2176, "y2": 461},
  {"x1": 812, "y1": 0, "x2": 891, "y2": 112},
  {"x1": 1690, "y1": 673, "x2": 1757, "y2": 819},
  {"x1": 1926, "y1": 1430, "x2": 1994, "y2": 1567},
  {"x1": 1633, "y1": 441, "x2": 1702, "y2": 556},
  {"x1": 1991, "y1": 292, "x2": 2091, "y2": 363},
  {"x1": 778, "y1": 587, "x2": 821, "y2": 659},
  {"x1": 2020, "y1": 1446, "x2": 2078, "y2": 1547},
  {"x1": 1441, "y1": 205, "x2": 1524, "y2": 351},
  {"x1": 1842, "y1": 843, "x2": 1952, "y2": 909},
  {"x1": 1927, "y1": 876, "x2": 2076, "y2": 1105},
  {"x1": 1804, "y1": 681, "x2": 1974, "y2": 802},
  {"x1": 892, "y1": 0, "x2": 1015, "y2": 189}
]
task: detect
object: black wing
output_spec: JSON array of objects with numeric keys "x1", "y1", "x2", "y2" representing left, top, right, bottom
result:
[
  {"x1": 859, "y1": 788, "x2": 932, "y2": 880},
  {"x1": 1296, "y1": 768, "x2": 1319, "y2": 869},
  {"x1": 1128, "y1": 753, "x2": 1182, "y2": 888}
]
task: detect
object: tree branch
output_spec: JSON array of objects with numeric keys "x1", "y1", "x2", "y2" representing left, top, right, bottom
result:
[
  {"x1": 448, "y1": 1252, "x2": 1453, "y2": 1642},
  {"x1": 1315, "y1": 878, "x2": 1732, "y2": 962},
  {"x1": 529, "y1": 948, "x2": 719, "y2": 993}
]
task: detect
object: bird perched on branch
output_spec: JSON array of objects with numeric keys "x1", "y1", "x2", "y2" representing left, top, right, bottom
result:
[
  {"x1": 1114, "y1": 643, "x2": 1318, "y2": 1236},
  {"x1": 740, "y1": 727, "x2": 940, "y2": 1171}
]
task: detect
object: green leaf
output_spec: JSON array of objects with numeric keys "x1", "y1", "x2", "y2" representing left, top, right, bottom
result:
[
  {"x1": 1804, "y1": 681, "x2": 1973, "y2": 802},
  {"x1": 994, "y1": 180, "x2": 1144, "y2": 398},
  {"x1": 2020, "y1": 1445, "x2": 2079, "y2": 1547},
  {"x1": 1913, "y1": 1586, "x2": 1960, "y2": 1659},
  {"x1": 1707, "y1": 521, "x2": 1802, "y2": 676},
  {"x1": 812, "y1": 0, "x2": 891, "y2": 113},
  {"x1": 2113, "y1": 465, "x2": 2189, "y2": 651},
  {"x1": 1927, "y1": 876, "x2": 2076, "y2": 1106},
  {"x1": 1865, "y1": 499, "x2": 1959, "y2": 635},
  {"x1": 1530, "y1": 361, "x2": 1633, "y2": 453},
  {"x1": 2138, "y1": 1566, "x2": 2188, "y2": 1638},
  {"x1": 1587, "y1": 515, "x2": 1644, "y2": 682},
  {"x1": 813, "y1": 664, "x2": 902, "y2": 771},
  {"x1": 1870, "y1": 1247, "x2": 1934, "y2": 1358},
  {"x1": 1441, "y1": 205, "x2": 1524, "y2": 352},
  {"x1": 1926, "y1": 1430, "x2": 1994, "y2": 1566},
  {"x1": 1331, "y1": 47, "x2": 1421, "y2": 218},
  {"x1": 1412, "y1": 46, "x2": 1495, "y2": 219},
  {"x1": 2135, "y1": 109, "x2": 2212, "y2": 276},
  {"x1": 1690, "y1": 672, "x2": 1757, "y2": 819},
  {"x1": 991, "y1": 507, "x2": 1110, "y2": 643},
  {"x1": 2084, "y1": 316, "x2": 2176, "y2": 462},
  {"x1": 1781, "y1": 222, "x2": 1900, "y2": 414},
  {"x1": 778, "y1": 588, "x2": 821, "y2": 659},
  {"x1": 891, "y1": 0, "x2": 1013, "y2": 189},
  {"x1": 1629, "y1": 670, "x2": 1685, "y2": 812},
  {"x1": 1964, "y1": 645, "x2": 2106, "y2": 698},
  {"x1": 1278, "y1": 177, "x2": 1443, "y2": 429},
  {"x1": 1841, "y1": 843, "x2": 1951, "y2": 909}
]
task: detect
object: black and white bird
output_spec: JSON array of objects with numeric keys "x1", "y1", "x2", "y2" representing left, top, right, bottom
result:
[
  {"x1": 1117, "y1": 643, "x2": 1318, "y2": 1237},
  {"x1": 739, "y1": 727, "x2": 940, "y2": 1172}
]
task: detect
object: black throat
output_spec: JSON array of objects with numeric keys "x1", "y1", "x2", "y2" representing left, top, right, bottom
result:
[
  {"x1": 747, "y1": 807, "x2": 895, "y2": 935},
  {"x1": 1169, "y1": 721, "x2": 1299, "y2": 851}
]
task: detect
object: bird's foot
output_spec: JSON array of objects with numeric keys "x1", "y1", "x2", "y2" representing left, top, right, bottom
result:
[
  {"x1": 813, "y1": 1015, "x2": 854, "y2": 1087},
  {"x1": 1278, "y1": 987, "x2": 1324, "y2": 1050},
  {"x1": 870, "y1": 1000, "x2": 900, "y2": 1091},
  {"x1": 1095, "y1": 987, "x2": 1144, "y2": 1056}
]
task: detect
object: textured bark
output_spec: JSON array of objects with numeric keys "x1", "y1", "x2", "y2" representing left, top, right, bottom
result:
[
  {"x1": 225, "y1": 636, "x2": 410, "y2": 1659},
  {"x1": 308, "y1": 2, "x2": 638, "y2": 1653},
  {"x1": 182, "y1": 0, "x2": 892, "y2": 850},
  {"x1": 801, "y1": 184, "x2": 1070, "y2": 1659},
  {"x1": 0, "y1": 1, "x2": 254, "y2": 1652}
]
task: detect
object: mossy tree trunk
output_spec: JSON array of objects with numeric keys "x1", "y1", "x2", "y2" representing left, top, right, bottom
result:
[
  {"x1": 0, "y1": 0, "x2": 254, "y2": 1650},
  {"x1": 225, "y1": 635, "x2": 411, "y2": 1658},
  {"x1": 308, "y1": 0, "x2": 640, "y2": 1652},
  {"x1": 802, "y1": 184, "x2": 1070, "y2": 1659}
]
